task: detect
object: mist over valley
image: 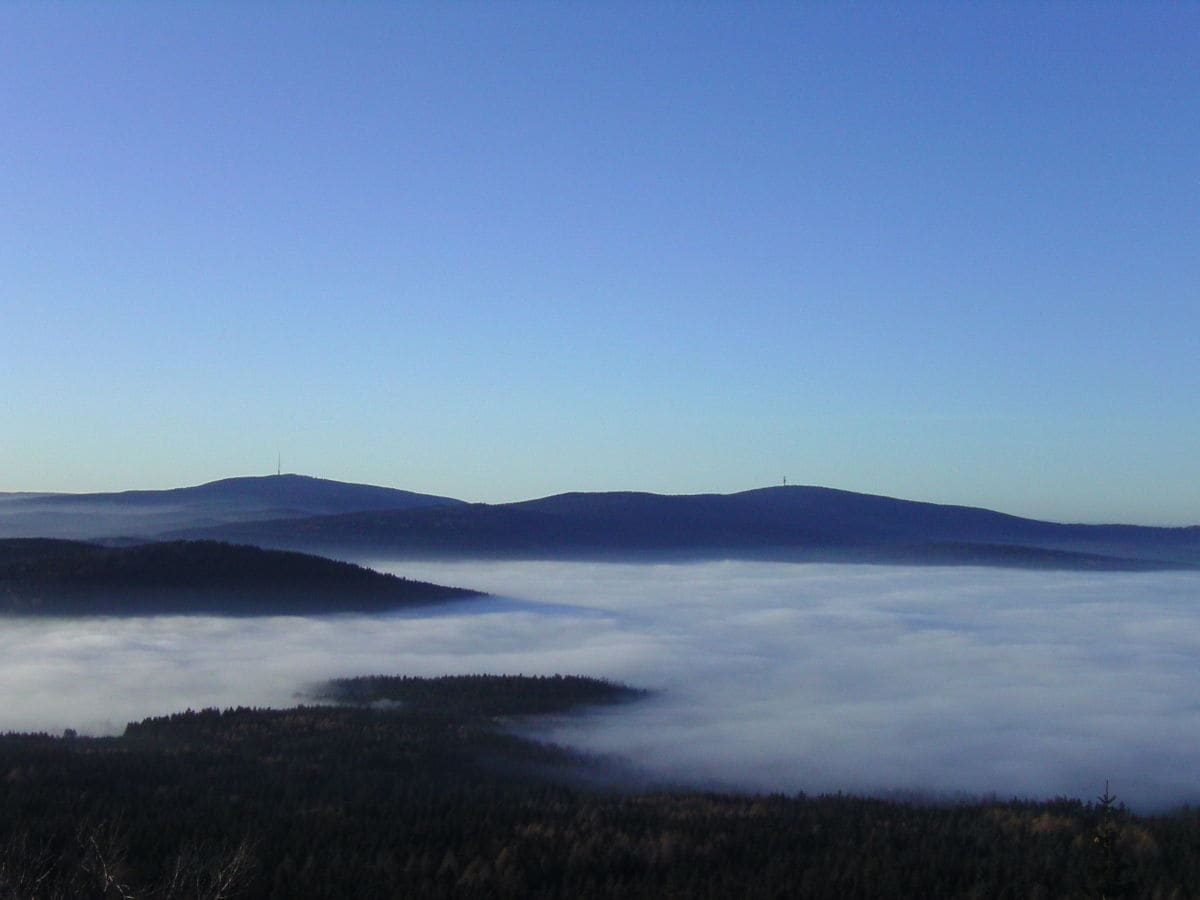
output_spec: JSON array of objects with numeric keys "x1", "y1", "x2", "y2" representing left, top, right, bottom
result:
[{"x1": 1, "y1": 550, "x2": 1197, "y2": 811}]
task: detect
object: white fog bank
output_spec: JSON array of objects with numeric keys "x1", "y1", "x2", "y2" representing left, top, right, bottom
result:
[{"x1": 2, "y1": 561, "x2": 1198, "y2": 810}]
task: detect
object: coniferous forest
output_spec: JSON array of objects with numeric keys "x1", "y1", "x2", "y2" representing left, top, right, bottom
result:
[{"x1": 0, "y1": 675, "x2": 1197, "y2": 899}]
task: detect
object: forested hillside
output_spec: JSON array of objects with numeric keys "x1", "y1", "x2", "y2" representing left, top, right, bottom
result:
[{"x1": 0, "y1": 539, "x2": 481, "y2": 615}]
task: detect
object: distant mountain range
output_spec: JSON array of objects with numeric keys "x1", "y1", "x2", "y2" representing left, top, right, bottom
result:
[
  {"x1": 0, "y1": 538, "x2": 481, "y2": 615},
  {"x1": 1, "y1": 475, "x2": 1196, "y2": 570},
  {"x1": 0, "y1": 474, "x2": 462, "y2": 540}
]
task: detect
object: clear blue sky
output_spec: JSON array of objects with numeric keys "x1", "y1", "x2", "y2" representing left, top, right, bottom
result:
[{"x1": 2, "y1": 2, "x2": 1196, "y2": 524}]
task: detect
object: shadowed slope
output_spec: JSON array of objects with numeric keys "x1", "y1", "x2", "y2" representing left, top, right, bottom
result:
[{"x1": 0, "y1": 538, "x2": 482, "y2": 615}]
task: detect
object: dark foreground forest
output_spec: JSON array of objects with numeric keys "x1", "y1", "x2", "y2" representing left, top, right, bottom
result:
[{"x1": 0, "y1": 675, "x2": 1196, "y2": 899}]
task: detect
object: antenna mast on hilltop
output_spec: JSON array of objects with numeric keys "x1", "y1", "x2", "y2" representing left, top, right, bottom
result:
[
  {"x1": 276, "y1": 453, "x2": 281, "y2": 477},
  {"x1": 783, "y1": 476, "x2": 787, "y2": 486}
]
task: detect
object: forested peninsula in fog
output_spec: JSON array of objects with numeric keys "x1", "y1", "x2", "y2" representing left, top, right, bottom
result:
[{"x1": 0, "y1": 539, "x2": 481, "y2": 615}]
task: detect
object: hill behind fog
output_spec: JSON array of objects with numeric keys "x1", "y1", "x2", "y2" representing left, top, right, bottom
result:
[
  {"x1": 0, "y1": 474, "x2": 463, "y2": 540},
  {"x1": 173, "y1": 485, "x2": 1200, "y2": 570}
]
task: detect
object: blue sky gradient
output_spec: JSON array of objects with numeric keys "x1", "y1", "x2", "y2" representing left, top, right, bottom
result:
[{"x1": 2, "y1": 2, "x2": 1196, "y2": 523}]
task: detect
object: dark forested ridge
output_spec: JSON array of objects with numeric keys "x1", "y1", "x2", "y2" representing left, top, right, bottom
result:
[
  {"x1": 174, "y1": 485, "x2": 1200, "y2": 569},
  {"x1": 0, "y1": 539, "x2": 481, "y2": 615},
  {"x1": 0, "y1": 674, "x2": 1195, "y2": 899}
]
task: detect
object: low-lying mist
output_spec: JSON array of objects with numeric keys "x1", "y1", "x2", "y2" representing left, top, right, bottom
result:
[{"x1": 2, "y1": 560, "x2": 1197, "y2": 811}]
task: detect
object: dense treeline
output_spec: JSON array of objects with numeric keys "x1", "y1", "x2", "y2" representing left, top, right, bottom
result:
[
  {"x1": 0, "y1": 539, "x2": 481, "y2": 615},
  {"x1": 313, "y1": 674, "x2": 648, "y2": 717},
  {"x1": 0, "y1": 676, "x2": 1197, "y2": 898}
]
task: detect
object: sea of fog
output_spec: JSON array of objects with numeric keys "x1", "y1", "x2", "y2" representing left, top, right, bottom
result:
[{"x1": 2, "y1": 560, "x2": 1198, "y2": 811}]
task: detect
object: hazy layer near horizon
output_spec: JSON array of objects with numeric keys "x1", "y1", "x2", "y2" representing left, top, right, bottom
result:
[{"x1": 1, "y1": 560, "x2": 1197, "y2": 811}]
